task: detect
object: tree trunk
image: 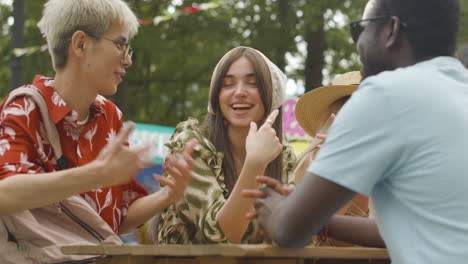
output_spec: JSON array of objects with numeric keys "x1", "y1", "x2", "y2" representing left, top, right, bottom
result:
[
  {"x1": 275, "y1": 0, "x2": 290, "y2": 71},
  {"x1": 115, "y1": 81, "x2": 128, "y2": 115},
  {"x1": 11, "y1": 0, "x2": 24, "y2": 90},
  {"x1": 304, "y1": 16, "x2": 326, "y2": 93},
  {"x1": 459, "y1": 45, "x2": 468, "y2": 68}
]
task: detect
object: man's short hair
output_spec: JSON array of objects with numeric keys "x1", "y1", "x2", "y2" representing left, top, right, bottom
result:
[
  {"x1": 376, "y1": 0, "x2": 460, "y2": 59},
  {"x1": 37, "y1": 0, "x2": 139, "y2": 71}
]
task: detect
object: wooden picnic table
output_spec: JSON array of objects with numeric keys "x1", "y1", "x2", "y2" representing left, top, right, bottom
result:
[{"x1": 62, "y1": 244, "x2": 390, "y2": 264}]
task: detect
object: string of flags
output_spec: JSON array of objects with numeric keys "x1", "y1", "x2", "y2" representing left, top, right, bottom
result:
[
  {"x1": 140, "y1": 1, "x2": 222, "y2": 26},
  {"x1": 9, "y1": 1, "x2": 223, "y2": 58},
  {"x1": 12, "y1": 44, "x2": 48, "y2": 58}
]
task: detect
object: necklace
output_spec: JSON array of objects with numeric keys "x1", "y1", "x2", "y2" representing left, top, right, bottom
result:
[{"x1": 77, "y1": 113, "x2": 89, "y2": 126}]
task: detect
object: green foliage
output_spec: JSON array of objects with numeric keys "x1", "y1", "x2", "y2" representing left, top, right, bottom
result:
[
  {"x1": 0, "y1": 4, "x2": 12, "y2": 96},
  {"x1": 1, "y1": 0, "x2": 467, "y2": 126},
  {"x1": 458, "y1": 0, "x2": 468, "y2": 45}
]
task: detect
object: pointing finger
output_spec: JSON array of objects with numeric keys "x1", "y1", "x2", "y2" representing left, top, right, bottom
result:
[{"x1": 263, "y1": 109, "x2": 279, "y2": 128}]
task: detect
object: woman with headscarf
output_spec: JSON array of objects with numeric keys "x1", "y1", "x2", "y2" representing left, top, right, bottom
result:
[{"x1": 154, "y1": 46, "x2": 296, "y2": 244}]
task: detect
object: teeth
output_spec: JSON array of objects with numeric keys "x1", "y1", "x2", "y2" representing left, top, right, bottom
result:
[{"x1": 232, "y1": 104, "x2": 252, "y2": 108}]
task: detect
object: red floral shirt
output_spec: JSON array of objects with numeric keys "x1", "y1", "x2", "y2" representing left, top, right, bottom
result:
[{"x1": 0, "y1": 75, "x2": 147, "y2": 233}]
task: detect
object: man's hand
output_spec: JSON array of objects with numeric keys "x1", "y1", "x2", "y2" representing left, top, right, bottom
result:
[
  {"x1": 94, "y1": 122, "x2": 154, "y2": 187},
  {"x1": 316, "y1": 113, "x2": 335, "y2": 148},
  {"x1": 156, "y1": 139, "x2": 198, "y2": 204},
  {"x1": 242, "y1": 176, "x2": 293, "y2": 238}
]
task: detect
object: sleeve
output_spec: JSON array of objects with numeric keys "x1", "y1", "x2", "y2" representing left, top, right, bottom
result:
[
  {"x1": 307, "y1": 79, "x2": 404, "y2": 196},
  {"x1": 159, "y1": 119, "x2": 292, "y2": 244},
  {"x1": 0, "y1": 97, "x2": 49, "y2": 179},
  {"x1": 281, "y1": 143, "x2": 297, "y2": 185},
  {"x1": 111, "y1": 106, "x2": 148, "y2": 212},
  {"x1": 158, "y1": 119, "x2": 232, "y2": 243}
]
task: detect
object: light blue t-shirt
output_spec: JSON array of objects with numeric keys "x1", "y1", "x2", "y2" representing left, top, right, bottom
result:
[{"x1": 309, "y1": 57, "x2": 468, "y2": 264}]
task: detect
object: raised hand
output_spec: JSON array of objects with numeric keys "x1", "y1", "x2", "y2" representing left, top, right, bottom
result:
[
  {"x1": 156, "y1": 139, "x2": 198, "y2": 204},
  {"x1": 316, "y1": 113, "x2": 336, "y2": 148},
  {"x1": 245, "y1": 183, "x2": 286, "y2": 238},
  {"x1": 245, "y1": 110, "x2": 283, "y2": 166},
  {"x1": 94, "y1": 122, "x2": 154, "y2": 187},
  {"x1": 242, "y1": 176, "x2": 294, "y2": 220}
]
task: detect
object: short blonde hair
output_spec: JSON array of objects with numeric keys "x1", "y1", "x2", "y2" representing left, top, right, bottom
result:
[{"x1": 38, "y1": 0, "x2": 139, "y2": 70}]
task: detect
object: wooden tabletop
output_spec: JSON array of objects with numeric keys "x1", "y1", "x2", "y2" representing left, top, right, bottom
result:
[{"x1": 62, "y1": 244, "x2": 390, "y2": 264}]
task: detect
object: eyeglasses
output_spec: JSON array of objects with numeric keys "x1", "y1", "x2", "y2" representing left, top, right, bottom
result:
[
  {"x1": 85, "y1": 31, "x2": 133, "y2": 59},
  {"x1": 349, "y1": 16, "x2": 407, "y2": 43}
]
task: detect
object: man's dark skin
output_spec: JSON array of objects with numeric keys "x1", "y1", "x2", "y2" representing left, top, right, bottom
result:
[{"x1": 242, "y1": 0, "x2": 436, "y2": 248}]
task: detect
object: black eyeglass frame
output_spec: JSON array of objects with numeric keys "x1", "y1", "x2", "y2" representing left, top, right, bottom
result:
[
  {"x1": 84, "y1": 31, "x2": 133, "y2": 59},
  {"x1": 349, "y1": 16, "x2": 407, "y2": 43}
]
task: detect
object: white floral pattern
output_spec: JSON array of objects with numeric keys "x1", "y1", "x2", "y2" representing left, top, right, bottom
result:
[
  {"x1": 2, "y1": 164, "x2": 39, "y2": 174},
  {"x1": 0, "y1": 125, "x2": 16, "y2": 140},
  {"x1": 52, "y1": 91, "x2": 66, "y2": 107},
  {"x1": 84, "y1": 125, "x2": 98, "y2": 151},
  {"x1": 44, "y1": 79, "x2": 54, "y2": 87},
  {"x1": 96, "y1": 95, "x2": 107, "y2": 105},
  {"x1": 112, "y1": 202, "x2": 122, "y2": 231},
  {"x1": 1, "y1": 97, "x2": 36, "y2": 126},
  {"x1": 0, "y1": 77, "x2": 147, "y2": 233},
  {"x1": 76, "y1": 145, "x2": 82, "y2": 159},
  {"x1": 100, "y1": 189, "x2": 113, "y2": 214},
  {"x1": 106, "y1": 129, "x2": 116, "y2": 143},
  {"x1": 116, "y1": 108, "x2": 123, "y2": 121},
  {"x1": 0, "y1": 139, "x2": 11, "y2": 156},
  {"x1": 63, "y1": 111, "x2": 81, "y2": 141},
  {"x1": 19, "y1": 153, "x2": 35, "y2": 170}
]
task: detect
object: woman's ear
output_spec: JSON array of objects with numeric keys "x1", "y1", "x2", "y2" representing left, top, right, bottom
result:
[{"x1": 69, "y1": 30, "x2": 89, "y2": 59}]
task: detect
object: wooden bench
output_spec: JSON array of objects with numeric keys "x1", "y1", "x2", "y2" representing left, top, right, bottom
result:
[{"x1": 62, "y1": 244, "x2": 390, "y2": 264}]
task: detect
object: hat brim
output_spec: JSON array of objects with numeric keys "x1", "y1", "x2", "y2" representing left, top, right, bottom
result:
[{"x1": 295, "y1": 85, "x2": 358, "y2": 136}]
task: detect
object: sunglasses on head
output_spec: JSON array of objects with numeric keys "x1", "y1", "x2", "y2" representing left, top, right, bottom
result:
[{"x1": 349, "y1": 16, "x2": 407, "y2": 43}]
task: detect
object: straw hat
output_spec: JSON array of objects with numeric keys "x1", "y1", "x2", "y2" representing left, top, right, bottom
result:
[{"x1": 295, "y1": 71, "x2": 361, "y2": 136}]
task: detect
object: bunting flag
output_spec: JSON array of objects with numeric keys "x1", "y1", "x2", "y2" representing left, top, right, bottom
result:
[
  {"x1": 143, "y1": 1, "x2": 223, "y2": 25},
  {"x1": 12, "y1": 44, "x2": 48, "y2": 58},
  {"x1": 9, "y1": 1, "x2": 223, "y2": 58}
]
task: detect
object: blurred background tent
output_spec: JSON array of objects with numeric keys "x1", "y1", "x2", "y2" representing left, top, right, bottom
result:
[{"x1": 127, "y1": 122, "x2": 175, "y2": 194}]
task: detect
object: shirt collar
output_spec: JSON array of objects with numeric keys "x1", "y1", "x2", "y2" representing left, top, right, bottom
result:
[{"x1": 32, "y1": 75, "x2": 107, "y2": 125}]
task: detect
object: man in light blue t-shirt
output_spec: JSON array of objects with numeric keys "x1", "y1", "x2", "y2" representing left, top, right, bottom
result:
[{"x1": 245, "y1": 0, "x2": 468, "y2": 263}]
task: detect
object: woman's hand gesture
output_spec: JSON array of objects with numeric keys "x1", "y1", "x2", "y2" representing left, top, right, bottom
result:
[{"x1": 245, "y1": 110, "x2": 282, "y2": 166}]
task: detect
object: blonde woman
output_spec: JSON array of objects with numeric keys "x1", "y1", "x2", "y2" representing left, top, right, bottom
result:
[{"x1": 293, "y1": 71, "x2": 372, "y2": 246}]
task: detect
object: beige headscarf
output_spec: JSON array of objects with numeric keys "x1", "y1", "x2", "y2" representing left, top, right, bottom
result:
[{"x1": 207, "y1": 46, "x2": 287, "y2": 115}]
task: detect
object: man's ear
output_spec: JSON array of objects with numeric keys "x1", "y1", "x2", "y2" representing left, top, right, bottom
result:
[
  {"x1": 69, "y1": 30, "x2": 89, "y2": 59},
  {"x1": 384, "y1": 16, "x2": 403, "y2": 49}
]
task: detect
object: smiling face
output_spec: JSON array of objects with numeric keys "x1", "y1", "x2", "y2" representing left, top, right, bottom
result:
[
  {"x1": 84, "y1": 22, "x2": 132, "y2": 96},
  {"x1": 219, "y1": 56, "x2": 266, "y2": 129}
]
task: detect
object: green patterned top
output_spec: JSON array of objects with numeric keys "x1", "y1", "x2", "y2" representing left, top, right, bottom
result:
[{"x1": 157, "y1": 118, "x2": 296, "y2": 244}]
